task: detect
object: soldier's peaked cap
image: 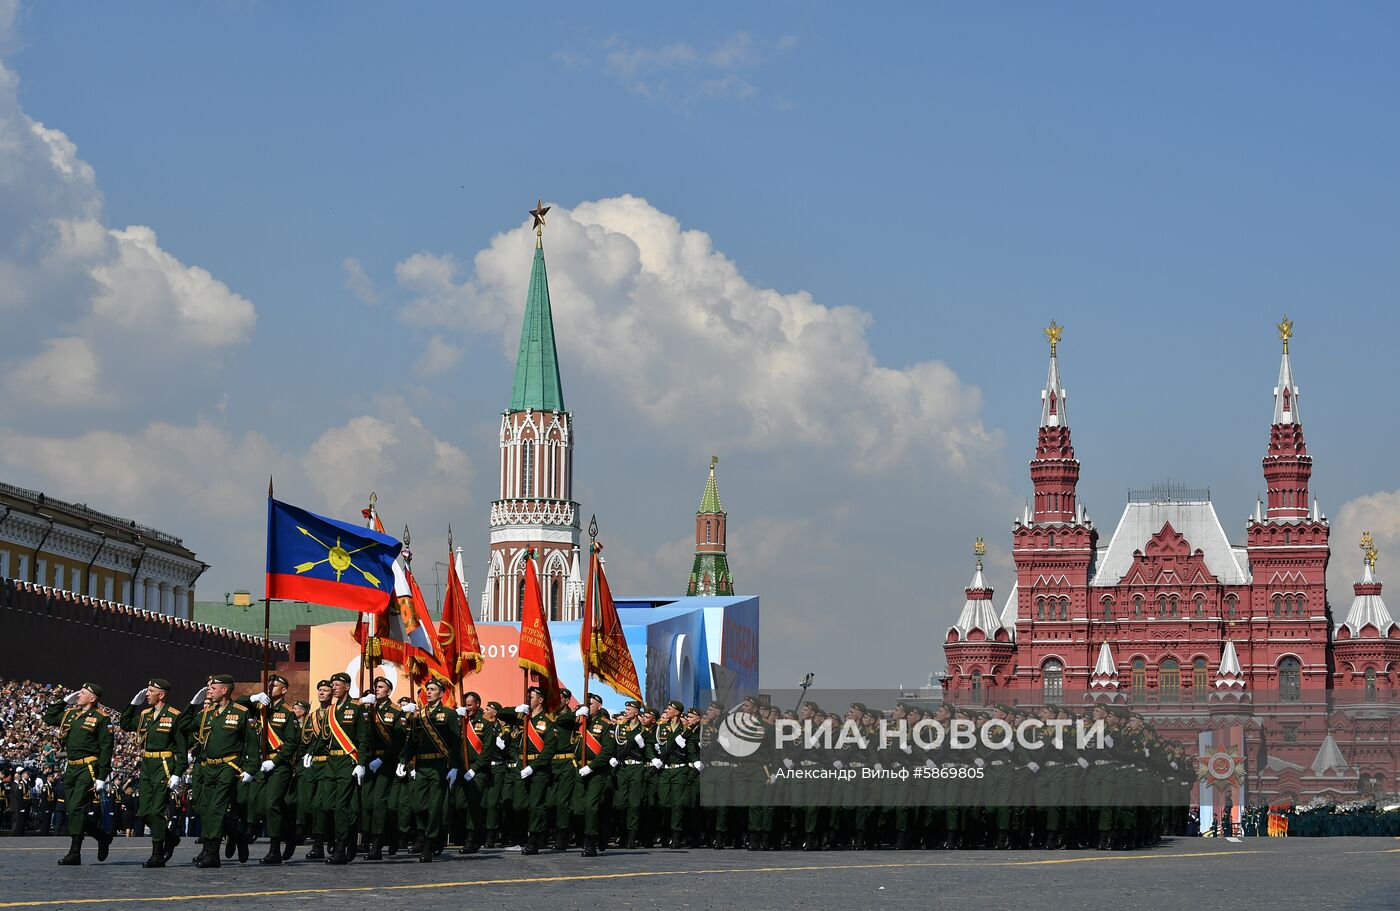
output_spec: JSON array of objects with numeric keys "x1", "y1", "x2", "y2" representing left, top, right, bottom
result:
[
  {"x1": 624, "y1": 699, "x2": 643, "y2": 709},
  {"x1": 209, "y1": 674, "x2": 236, "y2": 686},
  {"x1": 586, "y1": 692, "x2": 603, "y2": 704},
  {"x1": 80, "y1": 682, "x2": 103, "y2": 697},
  {"x1": 371, "y1": 676, "x2": 392, "y2": 689},
  {"x1": 329, "y1": 672, "x2": 352, "y2": 685},
  {"x1": 666, "y1": 699, "x2": 685, "y2": 713},
  {"x1": 267, "y1": 674, "x2": 289, "y2": 688},
  {"x1": 316, "y1": 680, "x2": 331, "y2": 689},
  {"x1": 147, "y1": 678, "x2": 171, "y2": 691},
  {"x1": 526, "y1": 685, "x2": 545, "y2": 697}
]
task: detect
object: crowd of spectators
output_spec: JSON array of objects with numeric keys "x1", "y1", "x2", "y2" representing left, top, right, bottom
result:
[{"x1": 0, "y1": 677, "x2": 145, "y2": 836}]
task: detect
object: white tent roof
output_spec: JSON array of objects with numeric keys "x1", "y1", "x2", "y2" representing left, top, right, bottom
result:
[{"x1": 1091, "y1": 499, "x2": 1249, "y2": 586}]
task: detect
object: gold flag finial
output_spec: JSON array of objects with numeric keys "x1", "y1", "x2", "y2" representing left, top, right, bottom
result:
[
  {"x1": 974, "y1": 536, "x2": 986, "y2": 570},
  {"x1": 1277, "y1": 315, "x2": 1293, "y2": 353},
  {"x1": 710, "y1": 454, "x2": 719, "y2": 471},
  {"x1": 1044, "y1": 320, "x2": 1063, "y2": 356}
]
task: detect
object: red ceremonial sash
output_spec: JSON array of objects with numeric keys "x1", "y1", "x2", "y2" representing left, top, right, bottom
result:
[
  {"x1": 463, "y1": 719, "x2": 484, "y2": 755},
  {"x1": 525, "y1": 717, "x2": 546, "y2": 753},
  {"x1": 580, "y1": 717, "x2": 603, "y2": 757},
  {"x1": 264, "y1": 705, "x2": 283, "y2": 751},
  {"x1": 327, "y1": 702, "x2": 358, "y2": 762}
]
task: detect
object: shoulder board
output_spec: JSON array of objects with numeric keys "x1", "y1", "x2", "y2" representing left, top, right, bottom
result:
[
  {"x1": 166, "y1": 707, "x2": 182, "y2": 717},
  {"x1": 229, "y1": 703, "x2": 249, "y2": 712}
]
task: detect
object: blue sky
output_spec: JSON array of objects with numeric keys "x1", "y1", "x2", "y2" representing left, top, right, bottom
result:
[{"x1": 2, "y1": 2, "x2": 1398, "y2": 685}]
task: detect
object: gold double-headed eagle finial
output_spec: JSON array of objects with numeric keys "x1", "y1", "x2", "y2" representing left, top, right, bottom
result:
[
  {"x1": 711, "y1": 454, "x2": 719, "y2": 471},
  {"x1": 974, "y1": 536, "x2": 986, "y2": 570},
  {"x1": 1277, "y1": 315, "x2": 1293, "y2": 354},
  {"x1": 1361, "y1": 531, "x2": 1378, "y2": 571},
  {"x1": 1043, "y1": 320, "x2": 1063, "y2": 356}
]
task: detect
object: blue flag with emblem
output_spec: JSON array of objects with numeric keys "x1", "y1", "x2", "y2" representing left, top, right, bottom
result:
[{"x1": 265, "y1": 497, "x2": 401, "y2": 614}]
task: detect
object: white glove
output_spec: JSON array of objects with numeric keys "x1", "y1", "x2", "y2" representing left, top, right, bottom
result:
[
  {"x1": 395, "y1": 763, "x2": 408, "y2": 779},
  {"x1": 402, "y1": 703, "x2": 417, "y2": 714},
  {"x1": 515, "y1": 704, "x2": 529, "y2": 714},
  {"x1": 1170, "y1": 761, "x2": 1179, "y2": 770},
  {"x1": 250, "y1": 693, "x2": 270, "y2": 707},
  {"x1": 302, "y1": 755, "x2": 312, "y2": 769},
  {"x1": 1105, "y1": 734, "x2": 1115, "y2": 748},
  {"x1": 361, "y1": 694, "x2": 376, "y2": 706},
  {"x1": 352, "y1": 765, "x2": 365, "y2": 783},
  {"x1": 63, "y1": 692, "x2": 81, "y2": 706},
  {"x1": 1028, "y1": 761, "x2": 1040, "y2": 774},
  {"x1": 1077, "y1": 757, "x2": 1089, "y2": 769},
  {"x1": 368, "y1": 758, "x2": 383, "y2": 773},
  {"x1": 456, "y1": 706, "x2": 468, "y2": 717},
  {"x1": 634, "y1": 734, "x2": 646, "y2": 748},
  {"x1": 410, "y1": 769, "x2": 417, "y2": 779},
  {"x1": 900, "y1": 744, "x2": 913, "y2": 754},
  {"x1": 93, "y1": 778, "x2": 106, "y2": 792},
  {"x1": 873, "y1": 763, "x2": 883, "y2": 773},
  {"x1": 260, "y1": 760, "x2": 275, "y2": 773},
  {"x1": 608, "y1": 757, "x2": 619, "y2": 768},
  {"x1": 973, "y1": 757, "x2": 985, "y2": 768},
  {"x1": 833, "y1": 760, "x2": 844, "y2": 769},
  {"x1": 578, "y1": 765, "x2": 592, "y2": 778},
  {"x1": 575, "y1": 706, "x2": 589, "y2": 718},
  {"x1": 692, "y1": 761, "x2": 704, "y2": 772},
  {"x1": 463, "y1": 769, "x2": 474, "y2": 782},
  {"x1": 650, "y1": 758, "x2": 663, "y2": 770},
  {"x1": 130, "y1": 688, "x2": 148, "y2": 706},
  {"x1": 1144, "y1": 747, "x2": 1151, "y2": 758},
  {"x1": 446, "y1": 769, "x2": 458, "y2": 785},
  {"x1": 191, "y1": 686, "x2": 208, "y2": 705},
  {"x1": 495, "y1": 736, "x2": 506, "y2": 750},
  {"x1": 767, "y1": 774, "x2": 778, "y2": 784},
  {"x1": 520, "y1": 766, "x2": 534, "y2": 780},
  {"x1": 167, "y1": 775, "x2": 181, "y2": 790},
  {"x1": 782, "y1": 758, "x2": 794, "y2": 770},
  {"x1": 924, "y1": 759, "x2": 935, "y2": 769},
  {"x1": 239, "y1": 772, "x2": 252, "y2": 784},
  {"x1": 675, "y1": 734, "x2": 687, "y2": 748}
]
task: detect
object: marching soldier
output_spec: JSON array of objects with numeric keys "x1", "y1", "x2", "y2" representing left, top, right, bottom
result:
[
  {"x1": 653, "y1": 700, "x2": 690, "y2": 848},
  {"x1": 398, "y1": 678, "x2": 461, "y2": 862},
  {"x1": 43, "y1": 683, "x2": 114, "y2": 865},
  {"x1": 609, "y1": 699, "x2": 647, "y2": 848},
  {"x1": 573, "y1": 693, "x2": 616, "y2": 857},
  {"x1": 453, "y1": 690, "x2": 495, "y2": 854},
  {"x1": 188, "y1": 674, "x2": 258, "y2": 868},
  {"x1": 314, "y1": 672, "x2": 369, "y2": 865},
  {"x1": 293, "y1": 690, "x2": 328, "y2": 859},
  {"x1": 680, "y1": 706, "x2": 706, "y2": 847},
  {"x1": 484, "y1": 700, "x2": 520, "y2": 848},
  {"x1": 548, "y1": 688, "x2": 579, "y2": 852},
  {"x1": 510, "y1": 685, "x2": 558, "y2": 855},
  {"x1": 246, "y1": 674, "x2": 298, "y2": 864},
  {"x1": 119, "y1": 678, "x2": 186, "y2": 868},
  {"x1": 359, "y1": 675, "x2": 402, "y2": 861},
  {"x1": 697, "y1": 701, "x2": 732, "y2": 849}
]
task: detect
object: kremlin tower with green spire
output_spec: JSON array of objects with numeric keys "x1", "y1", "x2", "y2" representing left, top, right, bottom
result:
[
  {"x1": 480, "y1": 201, "x2": 583, "y2": 622},
  {"x1": 687, "y1": 456, "x2": 734, "y2": 596}
]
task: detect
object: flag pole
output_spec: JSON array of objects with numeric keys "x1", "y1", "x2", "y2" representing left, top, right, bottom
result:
[
  {"x1": 262, "y1": 475, "x2": 274, "y2": 695},
  {"x1": 358, "y1": 493, "x2": 377, "y2": 700},
  {"x1": 449, "y1": 525, "x2": 460, "y2": 708}
]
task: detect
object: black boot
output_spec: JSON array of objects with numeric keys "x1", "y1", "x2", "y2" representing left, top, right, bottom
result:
[
  {"x1": 484, "y1": 828, "x2": 498, "y2": 849},
  {"x1": 520, "y1": 832, "x2": 539, "y2": 856},
  {"x1": 582, "y1": 836, "x2": 598, "y2": 857},
  {"x1": 1097, "y1": 831, "x2": 1110, "y2": 851},
  {"x1": 305, "y1": 839, "x2": 325, "y2": 860},
  {"x1": 143, "y1": 840, "x2": 166, "y2": 868},
  {"x1": 259, "y1": 840, "x2": 283, "y2": 864},
  {"x1": 224, "y1": 835, "x2": 236, "y2": 859},
  {"x1": 671, "y1": 830, "x2": 685, "y2": 850},
  {"x1": 94, "y1": 828, "x2": 112, "y2": 862},
  {"x1": 553, "y1": 828, "x2": 568, "y2": 852},
  {"x1": 58, "y1": 835, "x2": 83, "y2": 866},
  {"x1": 459, "y1": 834, "x2": 478, "y2": 855},
  {"x1": 366, "y1": 838, "x2": 383, "y2": 861},
  {"x1": 163, "y1": 833, "x2": 181, "y2": 862},
  {"x1": 328, "y1": 839, "x2": 350, "y2": 865},
  {"x1": 626, "y1": 830, "x2": 640, "y2": 849},
  {"x1": 195, "y1": 840, "x2": 222, "y2": 868},
  {"x1": 236, "y1": 832, "x2": 249, "y2": 864},
  {"x1": 280, "y1": 837, "x2": 296, "y2": 861}
]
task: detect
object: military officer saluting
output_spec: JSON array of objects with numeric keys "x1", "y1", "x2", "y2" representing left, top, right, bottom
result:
[
  {"x1": 43, "y1": 683, "x2": 114, "y2": 865},
  {"x1": 119, "y1": 678, "x2": 186, "y2": 867},
  {"x1": 188, "y1": 674, "x2": 258, "y2": 868},
  {"x1": 399, "y1": 677, "x2": 461, "y2": 862},
  {"x1": 246, "y1": 674, "x2": 298, "y2": 864}
]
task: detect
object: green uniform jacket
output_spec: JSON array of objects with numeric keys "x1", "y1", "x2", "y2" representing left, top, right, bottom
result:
[
  {"x1": 365, "y1": 700, "x2": 404, "y2": 768},
  {"x1": 403, "y1": 701, "x2": 463, "y2": 767},
  {"x1": 119, "y1": 700, "x2": 188, "y2": 776},
  {"x1": 310, "y1": 696, "x2": 372, "y2": 765},
  {"x1": 189, "y1": 700, "x2": 259, "y2": 773},
  {"x1": 460, "y1": 711, "x2": 496, "y2": 770},
  {"x1": 43, "y1": 699, "x2": 113, "y2": 781},
  {"x1": 576, "y1": 713, "x2": 618, "y2": 772}
]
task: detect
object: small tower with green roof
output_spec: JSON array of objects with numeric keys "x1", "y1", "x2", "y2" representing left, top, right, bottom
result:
[
  {"x1": 483, "y1": 199, "x2": 582, "y2": 623},
  {"x1": 687, "y1": 456, "x2": 734, "y2": 596}
]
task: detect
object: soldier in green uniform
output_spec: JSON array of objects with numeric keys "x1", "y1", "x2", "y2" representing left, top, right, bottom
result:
[
  {"x1": 188, "y1": 674, "x2": 258, "y2": 868},
  {"x1": 482, "y1": 701, "x2": 515, "y2": 848},
  {"x1": 119, "y1": 677, "x2": 186, "y2": 867},
  {"x1": 399, "y1": 678, "x2": 461, "y2": 861},
  {"x1": 680, "y1": 706, "x2": 706, "y2": 847},
  {"x1": 391, "y1": 694, "x2": 418, "y2": 855},
  {"x1": 639, "y1": 706, "x2": 664, "y2": 847},
  {"x1": 246, "y1": 674, "x2": 298, "y2": 864},
  {"x1": 359, "y1": 675, "x2": 402, "y2": 861},
  {"x1": 284, "y1": 698, "x2": 311, "y2": 859},
  {"x1": 452, "y1": 690, "x2": 495, "y2": 854},
  {"x1": 509, "y1": 685, "x2": 558, "y2": 855},
  {"x1": 696, "y1": 701, "x2": 732, "y2": 848},
  {"x1": 547, "y1": 688, "x2": 580, "y2": 852},
  {"x1": 609, "y1": 699, "x2": 647, "y2": 848},
  {"x1": 573, "y1": 693, "x2": 617, "y2": 857},
  {"x1": 43, "y1": 683, "x2": 114, "y2": 865},
  {"x1": 313, "y1": 672, "x2": 369, "y2": 865}
]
